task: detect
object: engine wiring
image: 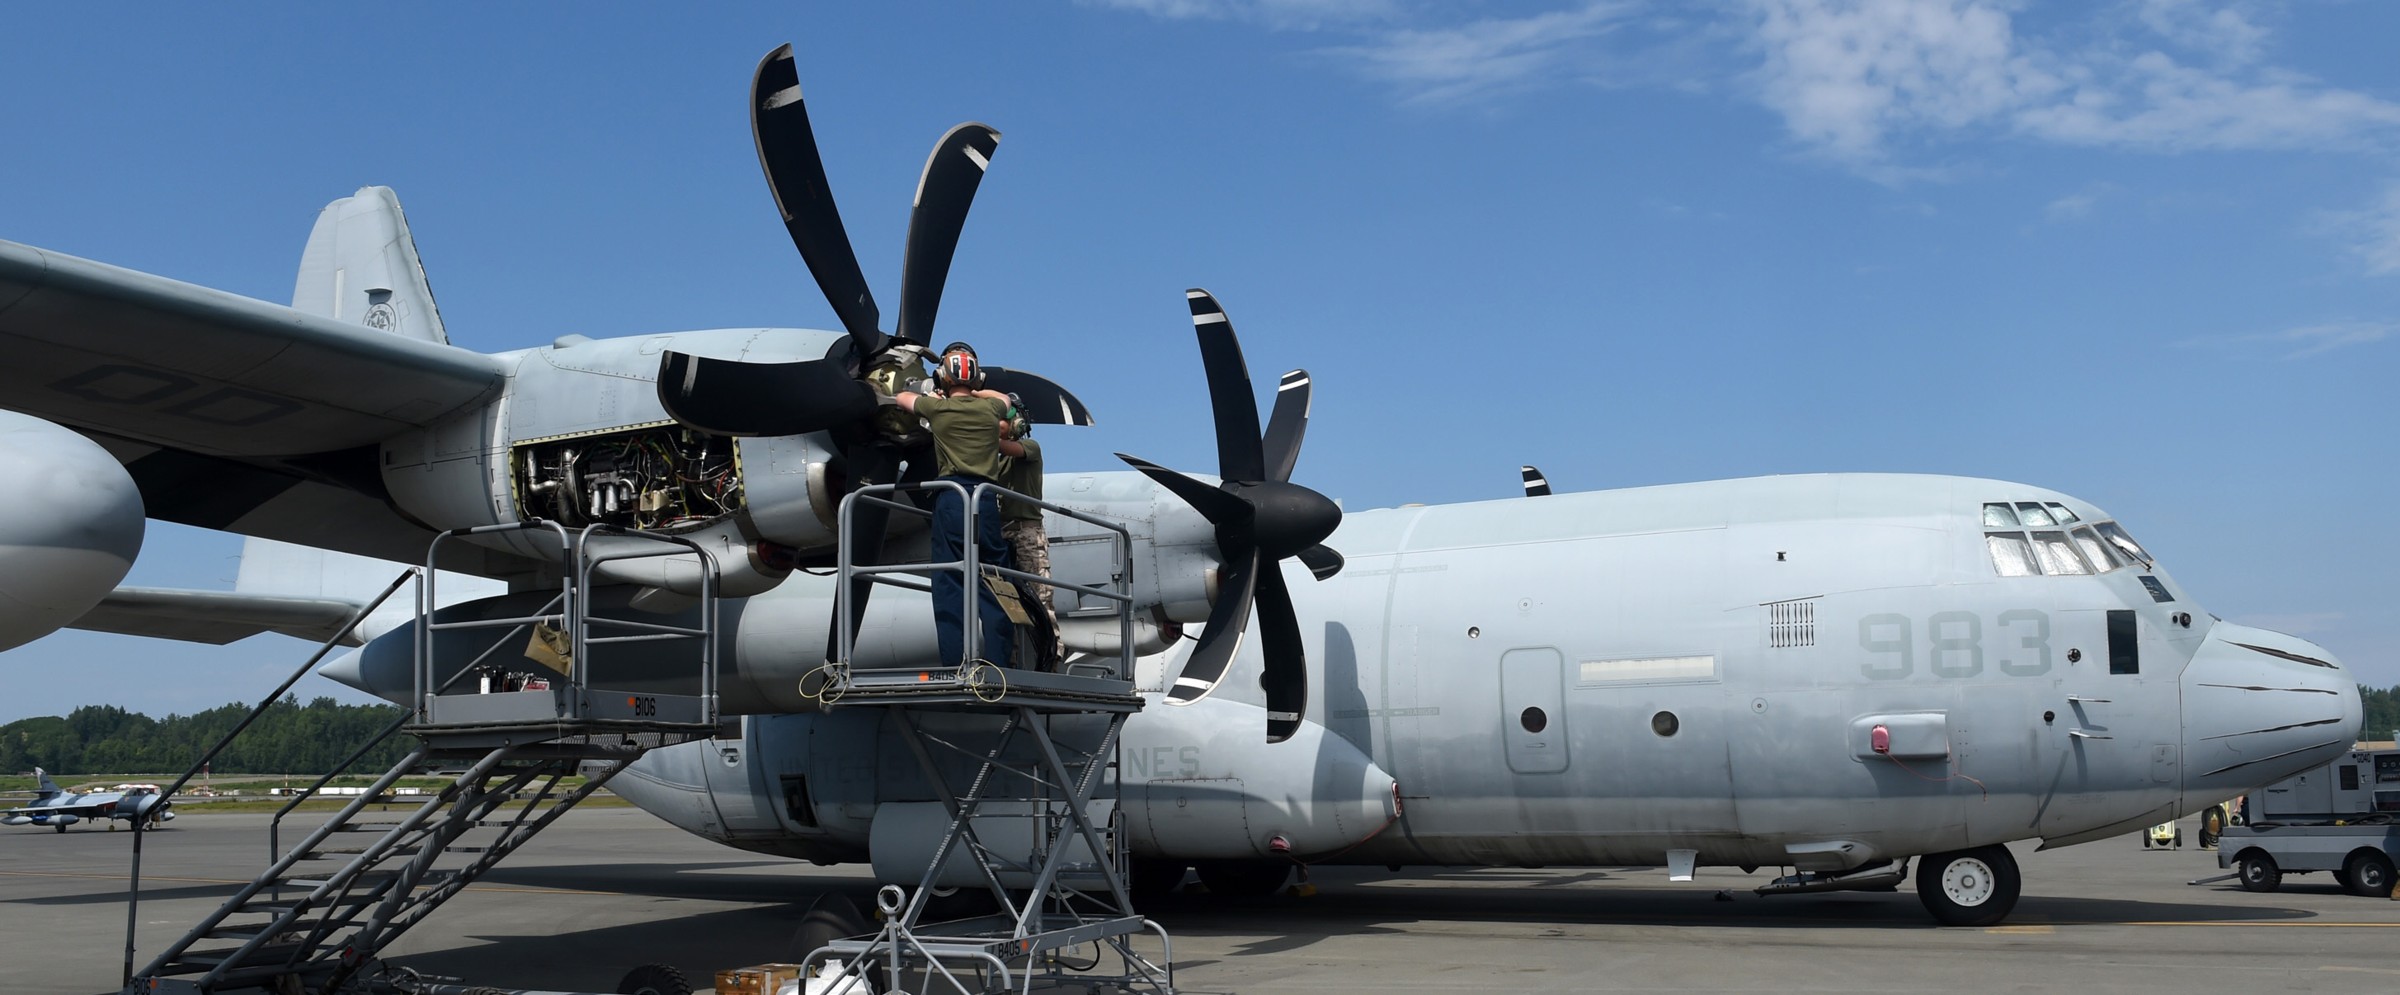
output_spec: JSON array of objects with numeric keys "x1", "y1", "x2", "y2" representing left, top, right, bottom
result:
[{"x1": 515, "y1": 426, "x2": 744, "y2": 531}]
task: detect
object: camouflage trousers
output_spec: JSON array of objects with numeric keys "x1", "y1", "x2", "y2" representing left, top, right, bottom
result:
[
  {"x1": 1002, "y1": 520, "x2": 1053, "y2": 610},
  {"x1": 1003, "y1": 519, "x2": 1063, "y2": 667}
]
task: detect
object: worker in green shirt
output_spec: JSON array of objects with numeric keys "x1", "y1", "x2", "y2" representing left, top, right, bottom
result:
[
  {"x1": 997, "y1": 397, "x2": 1062, "y2": 668},
  {"x1": 896, "y1": 345, "x2": 1015, "y2": 669}
]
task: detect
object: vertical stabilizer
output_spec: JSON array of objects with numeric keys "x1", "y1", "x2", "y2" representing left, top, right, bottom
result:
[
  {"x1": 291, "y1": 186, "x2": 450, "y2": 343},
  {"x1": 34, "y1": 768, "x2": 61, "y2": 799}
]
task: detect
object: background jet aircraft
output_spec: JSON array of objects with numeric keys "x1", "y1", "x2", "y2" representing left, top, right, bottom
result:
[
  {"x1": 2, "y1": 769, "x2": 173, "y2": 832},
  {"x1": 0, "y1": 45, "x2": 2362, "y2": 929}
]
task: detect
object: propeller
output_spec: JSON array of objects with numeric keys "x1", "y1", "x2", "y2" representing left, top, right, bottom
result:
[
  {"x1": 1116, "y1": 290, "x2": 1343, "y2": 743},
  {"x1": 654, "y1": 43, "x2": 1090, "y2": 662}
]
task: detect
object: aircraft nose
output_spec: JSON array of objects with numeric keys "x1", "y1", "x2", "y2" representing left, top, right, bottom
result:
[{"x1": 2181, "y1": 623, "x2": 2361, "y2": 804}]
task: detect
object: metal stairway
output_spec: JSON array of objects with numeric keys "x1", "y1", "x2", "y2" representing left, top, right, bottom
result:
[{"x1": 123, "y1": 522, "x2": 724, "y2": 995}]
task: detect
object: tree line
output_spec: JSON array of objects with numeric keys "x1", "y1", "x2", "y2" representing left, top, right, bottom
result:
[{"x1": 1, "y1": 696, "x2": 412, "y2": 777}]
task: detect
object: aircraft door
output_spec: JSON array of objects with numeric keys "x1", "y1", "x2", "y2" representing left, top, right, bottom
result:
[
  {"x1": 699, "y1": 717, "x2": 785, "y2": 838},
  {"x1": 1500, "y1": 648, "x2": 1569, "y2": 774}
]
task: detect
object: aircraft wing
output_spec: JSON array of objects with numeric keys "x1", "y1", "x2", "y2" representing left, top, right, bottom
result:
[
  {"x1": 0, "y1": 239, "x2": 504, "y2": 457},
  {"x1": 0, "y1": 239, "x2": 527, "y2": 577},
  {"x1": 68, "y1": 587, "x2": 369, "y2": 647}
]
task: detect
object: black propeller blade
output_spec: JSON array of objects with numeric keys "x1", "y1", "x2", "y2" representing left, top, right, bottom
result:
[
  {"x1": 657, "y1": 43, "x2": 1105, "y2": 665},
  {"x1": 895, "y1": 123, "x2": 1002, "y2": 348},
  {"x1": 752, "y1": 44, "x2": 882, "y2": 351},
  {"x1": 1116, "y1": 289, "x2": 1342, "y2": 743}
]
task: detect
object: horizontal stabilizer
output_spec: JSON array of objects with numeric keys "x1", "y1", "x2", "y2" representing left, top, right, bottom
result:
[{"x1": 70, "y1": 587, "x2": 368, "y2": 646}]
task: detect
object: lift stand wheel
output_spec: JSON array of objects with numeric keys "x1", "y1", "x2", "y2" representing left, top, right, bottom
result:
[{"x1": 617, "y1": 962, "x2": 694, "y2": 995}]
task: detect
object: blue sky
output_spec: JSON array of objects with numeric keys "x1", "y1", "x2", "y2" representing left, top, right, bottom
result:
[{"x1": 1, "y1": 1, "x2": 2394, "y2": 722}]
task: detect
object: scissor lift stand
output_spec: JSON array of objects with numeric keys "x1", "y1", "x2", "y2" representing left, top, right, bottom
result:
[{"x1": 813, "y1": 481, "x2": 1174, "y2": 995}]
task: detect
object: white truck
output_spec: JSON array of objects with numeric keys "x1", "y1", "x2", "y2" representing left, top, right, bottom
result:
[{"x1": 2218, "y1": 748, "x2": 2400, "y2": 897}]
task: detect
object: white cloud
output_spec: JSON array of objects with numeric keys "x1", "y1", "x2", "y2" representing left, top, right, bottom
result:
[
  {"x1": 1745, "y1": 0, "x2": 2057, "y2": 163},
  {"x1": 1091, "y1": 0, "x2": 2400, "y2": 171},
  {"x1": 2135, "y1": 0, "x2": 2271, "y2": 66},
  {"x1": 2180, "y1": 320, "x2": 2397, "y2": 359},
  {"x1": 1080, "y1": 0, "x2": 1399, "y2": 30},
  {"x1": 2014, "y1": 53, "x2": 2400, "y2": 153},
  {"x1": 2043, "y1": 192, "x2": 2097, "y2": 221},
  {"x1": 1738, "y1": 0, "x2": 2400, "y2": 169},
  {"x1": 2328, "y1": 183, "x2": 2400, "y2": 277},
  {"x1": 1324, "y1": 3, "x2": 1637, "y2": 105}
]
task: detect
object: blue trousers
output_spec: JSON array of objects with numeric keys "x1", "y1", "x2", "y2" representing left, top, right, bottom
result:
[{"x1": 929, "y1": 475, "x2": 1015, "y2": 668}]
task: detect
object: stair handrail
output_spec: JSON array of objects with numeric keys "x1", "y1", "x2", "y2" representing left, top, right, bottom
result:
[{"x1": 122, "y1": 565, "x2": 424, "y2": 988}]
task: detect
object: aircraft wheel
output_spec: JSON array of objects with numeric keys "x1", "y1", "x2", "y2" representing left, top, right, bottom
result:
[
  {"x1": 615, "y1": 963, "x2": 691, "y2": 995},
  {"x1": 54, "y1": 823, "x2": 66, "y2": 834},
  {"x1": 1915, "y1": 845, "x2": 2020, "y2": 927},
  {"x1": 2236, "y1": 851, "x2": 2281, "y2": 893},
  {"x1": 1194, "y1": 860, "x2": 1292, "y2": 898},
  {"x1": 2342, "y1": 851, "x2": 2394, "y2": 898},
  {"x1": 794, "y1": 890, "x2": 871, "y2": 958}
]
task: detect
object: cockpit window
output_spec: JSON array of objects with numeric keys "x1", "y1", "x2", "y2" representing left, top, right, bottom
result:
[
  {"x1": 2095, "y1": 521, "x2": 2153, "y2": 567},
  {"x1": 2029, "y1": 531, "x2": 2092, "y2": 575},
  {"x1": 1985, "y1": 532, "x2": 2039, "y2": 576},
  {"x1": 2072, "y1": 526, "x2": 2129, "y2": 572},
  {"x1": 1984, "y1": 501, "x2": 2155, "y2": 577}
]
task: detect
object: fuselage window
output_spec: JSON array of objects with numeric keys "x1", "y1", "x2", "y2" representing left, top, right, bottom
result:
[
  {"x1": 1983, "y1": 503, "x2": 2021, "y2": 528},
  {"x1": 1986, "y1": 532, "x2": 2039, "y2": 576},
  {"x1": 2029, "y1": 531, "x2": 2093, "y2": 575},
  {"x1": 2015, "y1": 502, "x2": 2057, "y2": 527},
  {"x1": 2071, "y1": 526, "x2": 2128, "y2": 572},
  {"x1": 2095, "y1": 521, "x2": 2153, "y2": 567}
]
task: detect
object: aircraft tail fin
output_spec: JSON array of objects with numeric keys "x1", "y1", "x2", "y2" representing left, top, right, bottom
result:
[
  {"x1": 34, "y1": 768, "x2": 60, "y2": 798},
  {"x1": 291, "y1": 186, "x2": 450, "y2": 344}
]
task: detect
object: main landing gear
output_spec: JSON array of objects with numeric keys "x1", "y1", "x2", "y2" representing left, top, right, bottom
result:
[{"x1": 1915, "y1": 845, "x2": 2021, "y2": 926}]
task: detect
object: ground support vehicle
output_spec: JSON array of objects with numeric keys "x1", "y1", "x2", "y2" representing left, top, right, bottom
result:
[{"x1": 2219, "y1": 824, "x2": 2399, "y2": 896}]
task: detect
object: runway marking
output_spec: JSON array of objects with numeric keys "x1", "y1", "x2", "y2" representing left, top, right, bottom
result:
[{"x1": 0, "y1": 868, "x2": 620, "y2": 897}]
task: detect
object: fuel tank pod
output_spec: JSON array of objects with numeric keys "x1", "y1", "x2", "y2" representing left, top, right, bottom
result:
[{"x1": 1125, "y1": 698, "x2": 1400, "y2": 859}]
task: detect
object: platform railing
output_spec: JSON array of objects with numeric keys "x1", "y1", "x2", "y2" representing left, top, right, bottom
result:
[
  {"x1": 416, "y1": 519, "x2": 719, "y2": 732},
  {"x1": 834, "y1": 480, "x2": 1134, "y2": 678}
]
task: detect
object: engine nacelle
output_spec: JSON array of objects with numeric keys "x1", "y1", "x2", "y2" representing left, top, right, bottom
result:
[{"x1": 0, "y1": 410, "x2": 143, "y2": 650}]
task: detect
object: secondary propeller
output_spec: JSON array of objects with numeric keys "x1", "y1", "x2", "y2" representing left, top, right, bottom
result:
[
  {"x1": 654, "y1": 44, "x2": 1090, "y2": 660},
  {"x1": 1117, "y1": 290, "x2": 1344, "y2": 743}
]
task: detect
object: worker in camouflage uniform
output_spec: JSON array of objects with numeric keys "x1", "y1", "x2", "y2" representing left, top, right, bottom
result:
[{"x1": 996, "y1": 396, "x2": 1062, "y2": 668}]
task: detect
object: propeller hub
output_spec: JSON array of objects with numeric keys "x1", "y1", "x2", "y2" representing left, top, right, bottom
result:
[{"x1": 1236, "y1": 479, "x2": 1341, "y2": 561}]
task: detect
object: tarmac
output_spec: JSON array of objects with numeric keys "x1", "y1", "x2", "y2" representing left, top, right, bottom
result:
[{"x1": 5, "y1": 807, "x2": 2398, "y2": 994}]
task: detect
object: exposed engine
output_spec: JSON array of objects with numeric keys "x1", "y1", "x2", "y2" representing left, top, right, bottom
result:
[{"x1": 513, "y1": 424, "x2": 743, "y2": 532}]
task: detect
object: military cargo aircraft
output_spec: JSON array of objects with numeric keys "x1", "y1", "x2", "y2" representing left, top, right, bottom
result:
[{"x1": 0, "y1": 45, "x2": 2360, "y2": 928}]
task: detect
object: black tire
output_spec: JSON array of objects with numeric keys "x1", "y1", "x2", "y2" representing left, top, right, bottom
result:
[
  {"x1": 616, "y1": 963, "x2": 692, "y2": 995},
  {"x1": 2342, "y1": 850, "x2": 2394, "y2": 898},
  {"x1": 1194, "y1": 860, "x2": 1292, "y2": 898},
  {"x1": 54, "y1": 823, "x2": 66, "y2": 834},
  {"x1": 1127, "y1": 859, "x2": 1190, "y2": 900},
  {"x1": 794, "y1": 890, "x2": 871, "y2": 961},
  {"x1": 1914, "y1": 845, "x2": 2021, "y2": 927},
  {"x1": 2237, "y1": 850, "x2": 2281, "y2": 893}
]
